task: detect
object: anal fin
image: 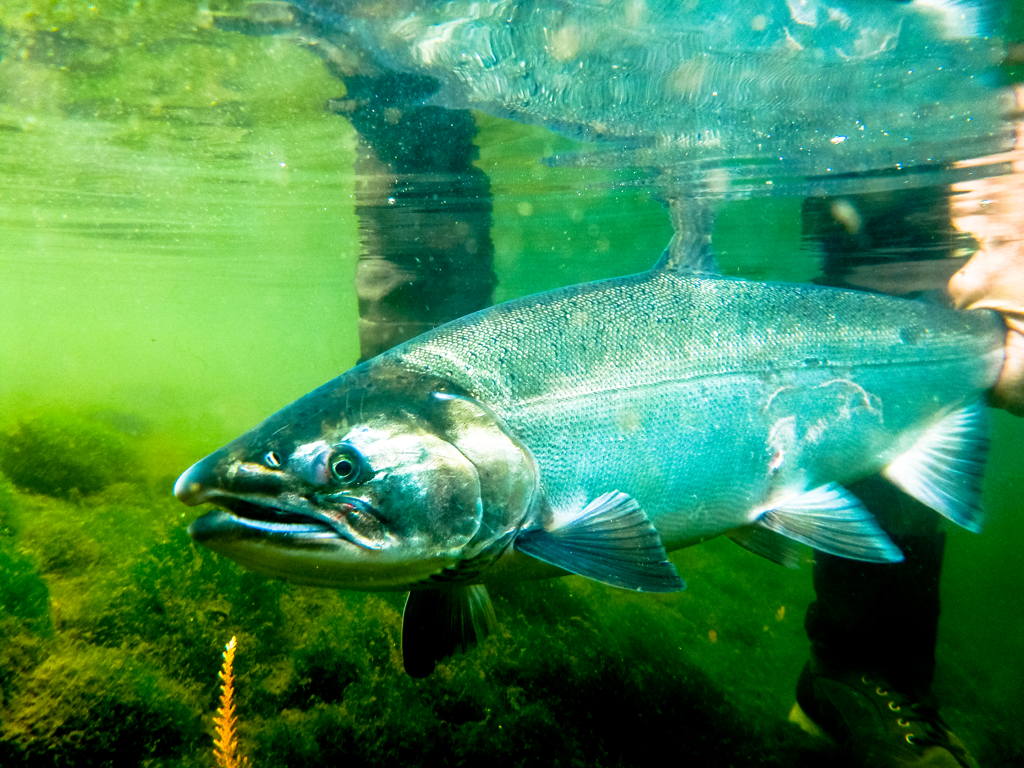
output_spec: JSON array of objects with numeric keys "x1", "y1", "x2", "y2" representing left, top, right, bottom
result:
[
  {"x1": 758, "y1": 483, "x2": 904, "y2": 563},
  {"x1": 514, "y1": 491, "x2": 685, "y2": 593},
  {"x1": 727, "y1": 526, "x2": 804, "y2": 569},
  {"x1": 401, "y1": 584, "x2": 496, "y2": 678},
  {"x1": 883, "y1": 401, "x2": 989, "y2": 533}
]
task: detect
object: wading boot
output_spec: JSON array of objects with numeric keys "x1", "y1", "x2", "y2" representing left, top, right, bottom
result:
[
  {"x1": 795, "y1": 477, "x2": 979, "y2": 767},
  {"x1": 790, "y1": 661, "x2": 979, "y2": 768}
]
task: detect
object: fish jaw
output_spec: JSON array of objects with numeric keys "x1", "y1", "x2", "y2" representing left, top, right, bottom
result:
[
  {"x1": 178, "y1": 479, "x2": 468, "y2": 591},
  {"x1": 186, "y1": 507, "x2": 462, "y2": 591}
]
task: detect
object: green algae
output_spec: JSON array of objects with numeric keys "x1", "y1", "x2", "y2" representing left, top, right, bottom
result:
[
  {"x1": 248, "y1": 578, "x2": 837, "y2": 768},
  {"x1": 0, "y1": 539, "x2": 52, "y2": 633},
  {"x1": 0, "y1": 642, "x2": 203, "y2": 766},
  {"x1": 0, "y1": 531, "x2": 52, "y2": 712},
  {"x1": 0, "y1": 414, "x2": 140, "y2": 498}
]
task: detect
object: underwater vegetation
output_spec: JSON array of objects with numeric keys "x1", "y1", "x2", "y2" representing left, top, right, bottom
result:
[
  {"x1": 0, "y1": 414, "x2": 140, "y2": 498},
  {"x1": 214, "y1": 637, "x2": 249, "y2": 768},
  {"x1": 0, "y1": 410, "x2": 828, "y2": 767},
  {"x1": 0, "y1": 409, "x2": 1020, "y2": 767}
]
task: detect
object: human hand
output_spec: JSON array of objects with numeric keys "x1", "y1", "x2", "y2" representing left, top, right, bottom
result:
[
  {"x1": 948, "y1": 245, "x2": 1024, "y2": 416},
  {"x1": 950, "y1": 85, "x2": 1024, "y2": 416}
]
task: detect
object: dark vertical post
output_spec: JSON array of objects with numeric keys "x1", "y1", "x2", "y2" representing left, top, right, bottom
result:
[{"x1": 333, "y1": 74, "x2": 496, "y2": 360}]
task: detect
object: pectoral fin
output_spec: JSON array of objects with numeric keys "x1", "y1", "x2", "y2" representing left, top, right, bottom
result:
[
  {"x1": 401, "y1": 585, "x2": 497, "y2": 678},
  {"x1": 757, "y1": 483, "x2": 904, "y2": 563},
  {"x1": 883, "y1": 401, "x2": 988, "y2": 533},
  {"x1": 514, "y1": 491, "x2": 685, "y2": 592}
]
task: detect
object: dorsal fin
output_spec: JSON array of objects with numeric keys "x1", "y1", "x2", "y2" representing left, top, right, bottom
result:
[
  {"x1": 653, "y1": 237, "x2": 718, "y2": 275},
  {"x1": 654, "y1": 196, "x2": 718, "y2": 274}
]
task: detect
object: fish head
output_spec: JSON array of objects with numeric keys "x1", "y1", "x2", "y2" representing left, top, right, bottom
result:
[{"x1": 175, "y1": 362, "x2": 536, "y2": 591}]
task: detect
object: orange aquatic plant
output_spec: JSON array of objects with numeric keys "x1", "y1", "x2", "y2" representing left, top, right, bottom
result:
[{"x1": 213, "y1": 636, "x2": 250, "y2": 768}]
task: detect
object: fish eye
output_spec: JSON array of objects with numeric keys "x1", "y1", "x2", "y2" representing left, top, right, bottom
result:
[
  {"x1": 264, "y1": 451, "x2": 282, "y2": 468},
  {"x1": 330, "y1": 446, "x2": 363, "y2": 483}
]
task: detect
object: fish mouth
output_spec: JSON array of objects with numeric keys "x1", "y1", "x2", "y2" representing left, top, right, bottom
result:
[
  {"x1": 187, "y1": 495, "x2": 343, "y2": 546},
  {"x1": 188, "y1": 499, "x2": 335, "y2": 548},
  {"x1": 176, "y1": 454, "x2": 348, "y2": 542},
  {"x1": 220, "y1": 497, "x2": 318, "y2": 526},
  {"x1": 185, "y1": 496, "x2": 411, "y2": 591}
]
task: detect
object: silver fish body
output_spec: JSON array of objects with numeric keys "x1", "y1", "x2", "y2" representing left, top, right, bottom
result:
[
  {"x1": 176, "y1": 268, "x2": 1004, "y2": 674},
  {"x1": 386, "y1": 269, "x2": 1004, "y2": 551}
]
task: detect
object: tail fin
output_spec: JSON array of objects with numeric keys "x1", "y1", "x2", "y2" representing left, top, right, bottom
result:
[{"x1": 883, "y1": 401, "x2": 989, "y2": 532}]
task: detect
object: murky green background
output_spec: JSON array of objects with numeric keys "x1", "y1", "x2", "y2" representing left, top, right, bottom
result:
[{"x1": 0, "y1": 1, "x2": 1021, "y2": 765}]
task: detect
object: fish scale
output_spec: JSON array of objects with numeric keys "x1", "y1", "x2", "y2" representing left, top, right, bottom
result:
[{"x1": 391, "y1": 271, "x2": 999, "y2": 400}]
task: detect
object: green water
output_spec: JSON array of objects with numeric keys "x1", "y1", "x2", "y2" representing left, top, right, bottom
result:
[{"x1": 1, "y1": 2, "x2": 1022, "y2": 766}]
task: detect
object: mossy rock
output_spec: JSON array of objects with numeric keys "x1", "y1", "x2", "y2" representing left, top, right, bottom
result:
[
  {"x1": 0, "y1": 414, "x2": 140, "y2": 498},
  {"x1": 0, "y1": 540, "x2": 52, "y2": 708},
  {"x1": 0, "y1": 642, "x2": 203, "y2": 766},
  {"x1": 0, "y1": 618, "x2": 47, "y2": 710},
  {"x1": 249, "y1": 579, "x2": 831, "y2": 768},
  {"x1": 22, "y1": 517, "x2": 105, "y2": 577},
  {"x1": 0, "y1": 472, "x2": 22, "y2": 545},
  {"x1": 0, "y1": 471, "x2": 17, "y2": 522},
  {"x1": 0, "y1": 541, "x2": 51, "y2": 631}
]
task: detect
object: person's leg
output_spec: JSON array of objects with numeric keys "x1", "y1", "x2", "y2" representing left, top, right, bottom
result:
[
  {"x1": 805, "y1": 478, "x2": 944, "y2": 696},
  {"x1": 339, "y1": 73, "x2": 496, "y2": 360},
  {"x1": 797, "y1": 538, "x2": 977, "y2": 767}
]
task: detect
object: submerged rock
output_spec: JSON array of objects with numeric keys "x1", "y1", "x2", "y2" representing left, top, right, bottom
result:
[
  {"x1": 0, "y1": 414, "x2": 141, "y2": 498},
  {"x1": 0, "y1": 643, "x2": 202, "y2": 766}
]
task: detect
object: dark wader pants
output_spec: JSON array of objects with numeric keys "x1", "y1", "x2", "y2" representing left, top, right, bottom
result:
[{"x1": 805, "y1": 477, "x2": 945, "y2": 695}]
